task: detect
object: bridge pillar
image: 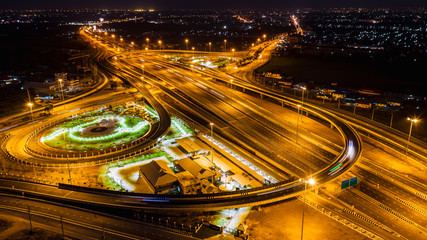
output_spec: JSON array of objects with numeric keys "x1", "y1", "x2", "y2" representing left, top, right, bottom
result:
[
  {"x1": 330, "y1": 123, "x2": 334, "y2": 129},
  {"x1": 281, "y1": 102, "x2": 284, "y2": 107},
  {"x1": 260, "y1": 93, "x2": 263, "y2": 99}
]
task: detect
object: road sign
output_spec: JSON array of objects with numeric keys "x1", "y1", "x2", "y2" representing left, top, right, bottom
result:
[
  {"x1": 349, "y1": 177, "x2": 358, "y2": 187},
  {"x1": 341, "y1": 177, "x2": 358, "y2": 190},
  {"x1": 341, "y1": 180, "x2": 350, "y2": 189}
]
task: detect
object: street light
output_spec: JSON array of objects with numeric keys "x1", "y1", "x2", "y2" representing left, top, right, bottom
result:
[
  {"x1": 263, "y1": 34, "x2": 267, "y2": 39},
  {"x1": 27, "y1": 102, "x2": 35, "y2": 133},
  {"x1": 146, "y1": 38, "x2": 150, "y2": 48},
  {"x1": 141, "y1": 65, "x2": 145, "y2": 76},
  {"x1": 58, "y1": 78, "x2": 65, "y2": 109},
  {"x1": 232, "y1": 48, "x2": 235, "y2": 57},
  {"x1": 405, "y1": 117, "x2": 419, "y2": 157},
  {"x1": 192, "y1": 47, "x2": 195, "y2": 51},
  {"x1": 185, "y1": 39, "x2": 189, "y2": 51},
  {"x1": 301, "y1": 87, "x2": 306, "y2": 108},
  {"x1": 158, "y1": 40, "x2": 162, "y2": 50},
  {"x1": 210, "y1": 123, "x2": 214, "y2": 163},
  {"x1": 300, "y1": 177, "x2": 315, "y2": 240},
  {"x1": 296, "y1": 104, "x2": 301, "y2": 143},
  {"x1": 224, "y1": 39, "x2": 227, "y2": 52},
  {"x1": 209, "y1": 42, "x2": 212, "y2": 52}
]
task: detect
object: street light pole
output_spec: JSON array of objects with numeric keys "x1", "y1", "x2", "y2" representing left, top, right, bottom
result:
[
  {"x1": 300, "y1": 178, "x2": 315, "y2": 240},
  {"x1": 405, "y1": 118, "x2": 419, "y2": 157},
  {"x1": 296, "y1": 104, "x2": 301, "y2": 143},
  {"x1": 28, "y1": 103, "x2": 35, "y2": 134},
  {"x1": 210, "y1": 123, "x2": 214, "y2": 163},
  {"x1": 224, "y1": 39, "x2": 227, "y2": 52},
  {"x1": 301, "y1": 87, "x2": 306, "y2": 107},
  {"x1": 209, "y1": 42, "x2": 212, "y2": 52},
  {"x1": 185, "y1": 39, "x2": 189, "y2": 51},
  {"x1": 58, "y1": 79, "x2": 65, "y2": 109}
]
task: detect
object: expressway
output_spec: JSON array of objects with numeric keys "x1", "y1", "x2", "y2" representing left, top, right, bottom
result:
[
  {"x1": 1, "y1": 23, "x2": 425, "y2": 239},
  {"x1": 0, "y1": 26, "x2": 361, "y2": 219},
  {"x1": 3, "y1": 28, "x2": 359, "y2": 212}
]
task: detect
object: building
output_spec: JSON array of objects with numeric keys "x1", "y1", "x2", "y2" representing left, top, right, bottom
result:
[
  {"x1": 175, "y1": 157, "x2": 216, "y2": 180},
  {"x1": 139, "y1": 160, "x2": 178, "y2": 194},
  {"x1": 175, "y1": 137, "x2": 202, "y2": 155}
]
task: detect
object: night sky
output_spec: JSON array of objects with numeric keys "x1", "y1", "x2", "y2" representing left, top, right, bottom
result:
[{"x1": 1, "y1": 0, "x2": 426, "y2": 9}]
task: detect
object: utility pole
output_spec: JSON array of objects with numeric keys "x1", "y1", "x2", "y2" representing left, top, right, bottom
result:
[{"x1": 390, "y1": 112, "x2": 394, "y2": 128}]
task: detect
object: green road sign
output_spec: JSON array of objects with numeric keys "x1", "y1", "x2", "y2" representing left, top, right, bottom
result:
[
  {"x1": 350, "y1": 177, "x2": 358, "y2": 187},
  {"x1": 341, "y1": 177, "x2": 358, "y2": 190},
  {"x1": 341, "y1": 180, "x2": 350, "y2": 189}
]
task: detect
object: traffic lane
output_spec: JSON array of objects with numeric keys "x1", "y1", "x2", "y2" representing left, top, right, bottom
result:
[
  {"x1": 335, "y1": 188, "x2": 424, "y2": 239},
  {"x1": 0, "y1": 195, "x2": 195, "y2": 240},
  {"x1": 353, "y1": 165, "x2": 427, "y2": 213},
  {"x1": 359, "y1": 180, "x2": 427, "y2": 227}
]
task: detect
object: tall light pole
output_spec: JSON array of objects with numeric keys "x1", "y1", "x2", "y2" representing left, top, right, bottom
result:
[
  {"x1": 28, "y1": 103, "x2": 35, "y2": 134},
  {"x1": 141, "y1": 65, "x2": 144, "y2": 76},
  {"x1": 58, "y1": 78, "x2": 65, "y2": 109},
  {"x1": 263, "y1": 34, "x2": 267, "y2": 40},
  {"x1": 405, "y1": 117, "x2": 419, "y2": 157},
  {"x1": 210, "y1": 123, "x2": 214, "y2": 163},
  {"x1": 301, "y1": 87, "x2": 306, "y2": 109},
  {"x1": 192, "y1": 47, "x2": 195, "y2": 51},
  {"x1": 224, "y1": 39, "x2": 227, "y2": 52},
  {"x1": 185, "y1": 39, "x2": 189, "y2": 51},
  {"x1": 146, "y1": 38, "x2": 149, "y2": 49},
  {"x1": 209, "y1": 42, "x2": 212, "y2": 52},
  {"x1": 232, "y1": 48, "x2": 235, "y2": 57},
  {"x1": 158, "y1": 40, "x2": 162, "y2": 50},
  {"x1": 371, "y1": 107, "x2": 375, "y2": 120},
  {"x1": 296, "y1": 104, "x2": 301, "y2": 143},
  {"x1": 300, "y1": 177, "x2": 315, "y2": 240}
]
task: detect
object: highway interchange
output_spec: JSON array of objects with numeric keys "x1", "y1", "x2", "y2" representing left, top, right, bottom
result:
[{"x1": 0, "y1": 25, "x2": 426, "y2": 239}]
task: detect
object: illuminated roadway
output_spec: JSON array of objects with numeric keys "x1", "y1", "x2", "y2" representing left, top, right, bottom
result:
[
  {"x1": 2, "y1": 24, "x2": 425, "y2": 239},
  {"x1": 1, "y1": 28, "x2": 361, "y2": 212},
  {"x1": 17, "y1": 28, "x2": 361, "y2": 211}
]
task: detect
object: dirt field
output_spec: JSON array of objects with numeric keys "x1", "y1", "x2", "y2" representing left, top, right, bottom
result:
[{"x1": 245, "y1": 199, "x2": 368, "y2": 240}]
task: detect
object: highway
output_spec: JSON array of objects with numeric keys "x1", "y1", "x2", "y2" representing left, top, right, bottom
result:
[
  {"x1": 1, "y1": 27, "x2": 362, "y2": 212},
  {"x1": 1, "y1": 24, "x2": 425, "y2": 240}
]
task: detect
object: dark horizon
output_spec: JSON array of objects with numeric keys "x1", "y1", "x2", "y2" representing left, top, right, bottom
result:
[{"x1": 1, "y1": 0, "x2": 426, "y2": 10}]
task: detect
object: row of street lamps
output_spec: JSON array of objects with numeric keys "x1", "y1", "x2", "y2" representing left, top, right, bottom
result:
[{"x1": 103, "y1": 30, "x2": 268, "y2": 53}]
